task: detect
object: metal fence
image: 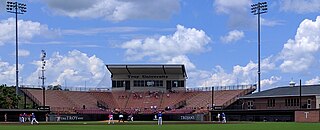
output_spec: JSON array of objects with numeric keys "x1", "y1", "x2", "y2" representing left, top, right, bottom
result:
[
  {"x1": 186, "y1": 84, "x2": 257, "y2": 92},
  {"x1": 20, "y1": 84, "x2": 256, "y2": 92}
]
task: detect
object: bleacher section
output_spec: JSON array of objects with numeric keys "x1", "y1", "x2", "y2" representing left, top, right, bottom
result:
[
  {"x1": 21, "y1": 85, "x2": 255, "y2": 114},
  {"x1": 185, "y1": 90, "x2": 248, "y2": 109},
  {"x1": 90, "y1": 92, "x2": 119, "y2": 109}
]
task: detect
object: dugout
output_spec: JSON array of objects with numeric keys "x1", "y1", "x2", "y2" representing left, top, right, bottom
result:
[
  {"x1": 0, "y1": 109, "x2": 49, "y2": 122},
  {"x1": 210, "y1": 109, "x2": 295, "y2": 122},
  {"x1": 50, "y1": 113, "x2": 205, "y2": 122}
]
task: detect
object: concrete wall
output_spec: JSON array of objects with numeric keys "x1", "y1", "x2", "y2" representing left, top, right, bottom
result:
[{"x1": 295, "y1": 110, "x2": 320, "y2": 122}]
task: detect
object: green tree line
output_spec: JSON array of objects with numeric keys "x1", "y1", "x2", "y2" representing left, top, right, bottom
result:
[{"x1": 0, "y1": 84, "x2": 20, "y2": 109}]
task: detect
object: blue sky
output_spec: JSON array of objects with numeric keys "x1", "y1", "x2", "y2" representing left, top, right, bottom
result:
[{"x1": 0, "y1": 0, "x2": 320, "y2": 90}]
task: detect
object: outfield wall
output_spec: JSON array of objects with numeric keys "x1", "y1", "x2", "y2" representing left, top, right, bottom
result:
[
  {"x1": 295, "y1": 110, "x2": 320, "y2": 122},
  {"x1": 45, "y1": 114, "x2": 205, "y2": 122},
  {"x1": 211, "y1": 110, "x2": 295, "y2": 122}
]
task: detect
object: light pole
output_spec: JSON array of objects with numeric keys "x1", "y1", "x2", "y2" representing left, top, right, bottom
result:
[
  {"x1": 211, "y1": 86, "x2": 214, "y2": 110},
  {"x1": 39, "y1": 50, "x2": 46, "y2": 106},
  {"x1": 251, "y1": 2, "x2": 267, "y2": 92},
  {"x1": 6, "y1": 1, "x2": 27, "y2": 96}
]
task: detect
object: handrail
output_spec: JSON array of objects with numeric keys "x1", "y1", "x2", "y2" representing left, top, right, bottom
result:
[
  {"x1": 186, "y1": 84, "x2": 257, "y2": 92},
  {"x1": 21, "y1": 84, "x2": 256, "y2": 92},
  {"x1": 173, "y1": 100, "x2": 187, "y2": 109},
  {"x1": 97, "y1": 100, "x2": 108, "y2": 109},
  {"x1": 222, "y1": 87, "x2": 256, "y2": 108},
  {"x1": 124, "y1": 92, "x2": 131, "y2": 109},
  {"x1": 21, "y1": 89, "x2": 42, "y2": 106}
]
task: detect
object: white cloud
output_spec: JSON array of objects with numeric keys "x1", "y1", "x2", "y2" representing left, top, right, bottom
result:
[
  {"x1": 118, "y1": 23, "x2": 280, "y2": 89},
  {"x1": 279, "y1": 16, "x2": 320, "y2": 72},
  {"x1": 214, "y1": 0, "x2": 282, "y2": 28},
  {"x1": 0, "y1": 60, "x2": 16, "y2": 85},
  {"x1": 43, "y1": 0, "x2": 180, "y2": 21},
  {"x1": 280, "y1": 0, "x2": 320, "y2": 13},
  {"x1": 62, "y1": 27, "x2": 145, "y2": 36},
  {"x1": 214, "y1": 0, "x2": 253, "y2": 29},
  {"x1": 261, "y1": 18, "x2": 284, "y2": 26},
  {"x1": 202, "y1": 66, "x2": 236, "y2": 86},
  {"x1": 0, "y1": 18, "x2": 54, "y2": 46},
  {"x1": 120, "y1": 24, "x2": 211, "y2": 63},
  {"x1": 261, "y1": 76, "x2": 282, "y2": 88},
  {"x1": 198, "y1": 57, "x2": 276, "y2": 89},
  {"x1": 26, "y1": 50, "x2": 107, "y2": 87},
  {"x1": 167, "y1": 55, "x2": 196, "y2": 70},
  {"x1": 220, "y1": 30, "x2": 244, "y2": 43},
  {"x1": 305, "y1": 76, "x2": 320, "y2": 85},
  {"x1": 10, "y1": 49, "x2": 30, "y2": 57},
  {"x1": 18, "y1": 49, "x2": 30, "y2": 57},
  {"x1": 0, "y1": 59, "x2": 24, "y2": 85},
  {"x1": 119, "y1": 24, "x2": 211, "y2": 86},
  {"x1": 215, "y1": 0, "x2": 250, "y2": 14}
]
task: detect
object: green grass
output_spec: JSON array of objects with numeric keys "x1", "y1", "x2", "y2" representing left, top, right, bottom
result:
[{"x1": 1, "y1": 122, "x2": 320, "y2": 130}]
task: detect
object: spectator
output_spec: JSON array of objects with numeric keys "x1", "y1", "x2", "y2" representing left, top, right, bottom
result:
[
  {"x1": 28, "y1": 113, "x2": 32, "y2": 122},
  {"x1": 19, "y1": 113, "x2": 23, "y2": 123},
  {"x1": 4, "y1": 113, "x2": 7, "y2": 122}
]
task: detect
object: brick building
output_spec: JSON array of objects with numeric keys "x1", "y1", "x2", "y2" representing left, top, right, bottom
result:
[
  {"x1": 232, "y1": 84, "x2": 320, "y2": 122},
  {"x1": 240, "y1": 85, "x2": 320, "y2": 110}
]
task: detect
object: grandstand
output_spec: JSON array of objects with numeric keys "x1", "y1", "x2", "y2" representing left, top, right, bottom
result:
[
  {"x1": 21, "y1": 85, "x2": 256, "y2": 115},
  {"x1": 15, "y1": 64, "x2": 257, "y2": 121},
  {"x1": 2, "y1": 66, "x2": 319, "y2": 123}
]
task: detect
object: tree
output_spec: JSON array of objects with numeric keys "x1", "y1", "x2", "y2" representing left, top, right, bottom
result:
[
  {"x1": 0, "y1": 84, "x2": 20, "y2": 109},
  {"x1": 47, "y1": 84, "x2": 62, "y2": 90}
]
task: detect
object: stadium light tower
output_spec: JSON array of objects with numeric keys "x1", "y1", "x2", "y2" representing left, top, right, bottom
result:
[
  {"x1": 6, "y1": 1, "x2": 27, "y2": 96},
  {"x1": 211, "y1": 86, "x2": 214, "y2": 110},
  {"x1": 39, "y1": 50, "x2": 46, "y2": 106},
  {"x1": 251, "y1": 2, "x2": 267, "y2": 92}
]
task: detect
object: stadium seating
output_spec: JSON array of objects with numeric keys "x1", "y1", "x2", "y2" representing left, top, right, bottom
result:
[
  {"x1": 21, "y1": 87, "x2": 254, "y2": 114},
  {"x1": 89, "y1": 92, "x2": 119, "y2": 109},
  {"x1": 112, "y1": 91, "x2": 130, "y2": 109}
]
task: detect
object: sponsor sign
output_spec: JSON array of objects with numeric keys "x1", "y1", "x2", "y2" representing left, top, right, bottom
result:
[
  {"x1": 60, "y1": 115, "x2": 84, "y2": 121},
  {"x1": 128, "y1": 75, "x2": 168, "y2": 79}
]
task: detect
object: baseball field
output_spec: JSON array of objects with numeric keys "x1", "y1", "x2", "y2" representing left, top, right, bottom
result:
[{"x1": 1, "y1": 122, "x2": 320, "y2": 130}]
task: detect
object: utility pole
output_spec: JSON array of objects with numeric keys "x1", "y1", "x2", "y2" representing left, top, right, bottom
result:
[
  {"x1": 299, "y1": 79, "x2": 302, "y2": 109},
  {"x1": 212, "y1": 86, "x2": 214, "y2": 110}
]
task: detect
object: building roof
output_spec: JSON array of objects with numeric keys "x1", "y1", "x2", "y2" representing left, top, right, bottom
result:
[
  {"x1": 240, "y1": 85, "x2": 320, "y2": 99},
  {"x1": 106, "y1": 64, "x2": 187, "y2": 78}
]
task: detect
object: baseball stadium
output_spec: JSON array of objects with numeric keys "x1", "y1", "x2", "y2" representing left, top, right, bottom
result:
[{"x1": 1, "y1": 64, "x2": 320, "y2": 130}]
